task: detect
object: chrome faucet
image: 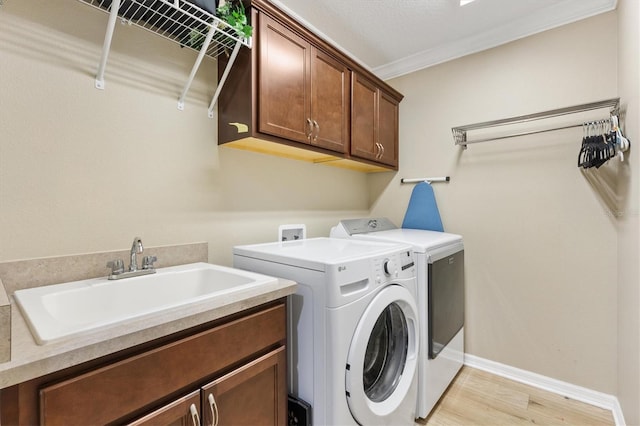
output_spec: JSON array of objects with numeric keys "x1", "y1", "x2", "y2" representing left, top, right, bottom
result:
[
  {"x1": 129, "y1": 237, "x2": 144, "y2": 272},
  {"x1": 107, "y1": 237, "x2": 157, "y2": 280}
]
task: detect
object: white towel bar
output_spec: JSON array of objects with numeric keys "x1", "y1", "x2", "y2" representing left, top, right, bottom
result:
[{"x1": 401, "y1": 177, "x2": 450, "y2": 184}]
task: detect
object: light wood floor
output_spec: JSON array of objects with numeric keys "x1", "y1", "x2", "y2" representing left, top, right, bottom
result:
[{"x1": 416, "y1": 367, "x2": 615, "y2": 425}]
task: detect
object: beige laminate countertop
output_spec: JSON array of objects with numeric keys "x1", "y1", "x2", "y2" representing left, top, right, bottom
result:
[{"x1": 0, "y1": 277, "x2": 296, "y2": 389}]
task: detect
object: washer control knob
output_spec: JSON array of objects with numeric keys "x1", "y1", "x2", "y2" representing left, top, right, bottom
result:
[{"x1": 383, "y1": 259, "x2": 397, "y2": 276}]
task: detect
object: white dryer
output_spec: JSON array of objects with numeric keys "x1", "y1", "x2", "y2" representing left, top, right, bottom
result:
[
  {"x1": 233, "y1": 237, "x2": 419, "y2": 425},
  {"x1": 331, "y1": 219, "x2": 465, "y2": 419}
]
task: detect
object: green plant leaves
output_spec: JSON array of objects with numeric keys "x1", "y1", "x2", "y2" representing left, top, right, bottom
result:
[{"x1": 217, "y1": 0, "x2": 253, "y2": 38}]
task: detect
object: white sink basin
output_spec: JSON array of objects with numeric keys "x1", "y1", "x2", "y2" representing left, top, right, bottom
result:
[{"x1": 14, "y1": 262, "x2": 279, "y2": 345}]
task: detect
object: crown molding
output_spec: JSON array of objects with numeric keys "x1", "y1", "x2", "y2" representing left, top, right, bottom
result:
[{"x1": 374, "y1": 0, "x2": 617, "y2": 80}]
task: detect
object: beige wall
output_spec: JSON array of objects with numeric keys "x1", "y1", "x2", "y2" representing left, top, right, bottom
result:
[
  {"x1": 0, "y1": 0, "x2": 369, "y2": 266},
  {"x1": 616, "y1": 0, "x2": 640, "y2": 423},
  {"x1": 373, "y1": 12, "x2": 620, "y2": 394},
  {"x1": 0, "y1": 0, "x2": 631, "y2": 408}
]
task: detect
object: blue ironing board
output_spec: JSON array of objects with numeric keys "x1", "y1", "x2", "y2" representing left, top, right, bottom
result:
[{"x1": 401, "y1": 181, "x2": 444, "y2": 232}]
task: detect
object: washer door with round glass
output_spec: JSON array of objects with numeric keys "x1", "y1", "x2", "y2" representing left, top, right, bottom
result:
[{"x1": 345, "y1": 284, "x2": 419, "y2": 425}]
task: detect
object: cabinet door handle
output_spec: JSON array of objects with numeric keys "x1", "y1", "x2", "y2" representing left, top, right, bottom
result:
[
  {"x1": 312, "y1": 120, "x2": 319, "y2": 142},
  {"x1": 208, "y1": 393, "x2": 219, "y2": 426},
  {"x1": 189, "y1": 403, "x2": 200, "y2": 426},
  {"x1": 375, "y1": 142, "x2": 382, "y2": 159},
  {"x1": 306, "y1": 118, "x2": 313, "y2": 140},
  {"x1": 380, "y1": 143, "x2": 385, "y2": 158}
]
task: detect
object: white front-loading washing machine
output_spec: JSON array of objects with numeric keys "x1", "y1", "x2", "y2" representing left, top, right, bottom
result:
[
  {"x1": 331, "y1": 219, "x2": 465, "y2": 419},
  {"x1": 233, "y1": 237, "x2": 419, "y2": 425}
]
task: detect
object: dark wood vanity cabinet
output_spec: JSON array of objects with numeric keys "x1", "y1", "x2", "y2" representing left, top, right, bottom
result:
[
  {"x1": 129, "y1": 347, "x2": 286, "y2": 426},
  {"x1": 127, "y1": 390, "x2": 202, "y2": 426},
  {"x1": 218, "y1": 0, "x2": 402, "y2": 171},
  {"x1": 0, "y1": 300, "x2": 287, "y2": 426},
  {"x1": 200, "y1": 347, "x2": 285, "y2": 425}
]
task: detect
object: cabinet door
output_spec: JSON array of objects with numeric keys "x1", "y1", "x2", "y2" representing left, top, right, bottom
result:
[
  {"x1": 351, "y1": 72, "x2": 379, "y2": 161},
  {"x1": 127, "y1": 390, "x2": 201, "y2": 426},
  {"x1": 377, "y1": 89, "x2": 399, "y2": 167},
  {"x1": 351, "y1": 73, "x2": 399, "y2": 168},
  {"x1": 201, "y1": 347, "x2": 286, "y2": 426},
  {"x1": 310, "y1": 48, "x2": 350, "y2": 153},
  {"x1": 258, "y1": 13, "x2": 311, "y2": 144}
]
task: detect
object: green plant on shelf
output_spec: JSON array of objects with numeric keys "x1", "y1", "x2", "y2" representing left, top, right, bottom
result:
[
  {"x1": 216, "y1": 0, "x2": 253, "y2": 39},
  {"x1": 183, "y1": 0, "x2": 252, "y2": 51},
  {"x1": 186, "y1": 30, "x2": 206, "y2": 50}
]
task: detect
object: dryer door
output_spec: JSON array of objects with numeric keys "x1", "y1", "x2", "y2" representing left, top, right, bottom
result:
[{"x1": 345, "y1": 285, "x2": 419, "y2": 425}]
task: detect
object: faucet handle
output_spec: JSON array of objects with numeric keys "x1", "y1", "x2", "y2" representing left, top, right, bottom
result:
[
  {"x1": 142, "y1": 255, "x2": 158, "y2": 270},
  {"x1": 107, "y1": 259, "x2": 125, "y2": 275}
]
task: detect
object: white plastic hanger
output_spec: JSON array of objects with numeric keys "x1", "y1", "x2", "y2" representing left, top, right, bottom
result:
[{"x1": 611, "y1": 115, "x2": 630, "y2": 162}]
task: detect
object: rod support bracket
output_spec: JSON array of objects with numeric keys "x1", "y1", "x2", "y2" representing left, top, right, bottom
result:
[{"x1": 453, "y1": 129, "x2": 467, "y2": 149}]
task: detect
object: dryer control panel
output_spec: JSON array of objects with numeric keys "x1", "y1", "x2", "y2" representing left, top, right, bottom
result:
[{"x1": 331, "y1": 218, "x2": 398, "y2": 236}]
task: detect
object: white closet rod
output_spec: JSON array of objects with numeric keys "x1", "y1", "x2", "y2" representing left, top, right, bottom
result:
[{"x1": 452, "y1": 98, "x2": 620, "y2": 148}]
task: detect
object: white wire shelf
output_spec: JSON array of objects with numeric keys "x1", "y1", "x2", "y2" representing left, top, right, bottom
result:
[{"x1": 78, "y1": 0, "x2": 252, "y2": 116}]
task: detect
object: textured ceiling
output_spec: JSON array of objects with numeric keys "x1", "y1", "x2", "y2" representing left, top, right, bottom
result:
[{"x1": 269, "y1": 0, "x2": 618, "y2": 80}]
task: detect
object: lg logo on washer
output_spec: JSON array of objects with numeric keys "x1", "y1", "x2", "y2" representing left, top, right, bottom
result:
[{"x1": 338, "y1": 266, "x2": 347, "y2": 272}]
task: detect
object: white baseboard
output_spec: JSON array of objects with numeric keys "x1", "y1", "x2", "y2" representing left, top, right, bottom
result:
[{"x1": 464, "y1": 354, "x2": 626, "y2": 426}]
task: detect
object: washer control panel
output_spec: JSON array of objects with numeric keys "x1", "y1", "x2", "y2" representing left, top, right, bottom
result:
[
  {"x1": 383, "y1": 259, "x2": 397, "y2": 276},
  {"x1": 374, "y1": 250, "x2": 415, "y2": 283}
]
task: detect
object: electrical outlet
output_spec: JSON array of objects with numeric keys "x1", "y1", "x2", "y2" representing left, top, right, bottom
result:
[{"x1": 279, "y1": 224, "x2": 306, "y2": 241}]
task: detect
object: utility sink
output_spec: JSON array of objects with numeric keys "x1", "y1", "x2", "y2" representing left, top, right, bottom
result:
[{"x1": 13, "y1": 262, "x2": 279, "y2": 345}]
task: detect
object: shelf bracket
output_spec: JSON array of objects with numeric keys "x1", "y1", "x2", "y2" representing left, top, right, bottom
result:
[
  {"x1": 82, "y1": 0, "x2": 250, "y2": 114},
  {"x1": 177, "y1": 23, "x2": 218, "y2": 112},
  {"x1": 207, "y1": 39, "x2": 243, "y2": 118},
  {"x1": 95, "y1": 0, "x2": 121, "y2": 90}
]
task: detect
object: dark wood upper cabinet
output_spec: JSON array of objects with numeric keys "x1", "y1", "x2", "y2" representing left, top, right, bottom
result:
[
  {"x1": 351, "y1": 72, "x2": 399, "y2": 168},
  {"x1": 310, "y1": 48, "x2": 350, "y2": 153},
  {"x1": 378, "y1": 89, "x2": 399, "y2": 167},
  {"x1": 258, "y1": 14, "x2": 312, "y2": 145},
  {"x1": 257, "y1": 13, "x2": 349, "y2": 152},
  {"x1": 218, "y1": 0, "x2": 402, "y2": 172}
]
